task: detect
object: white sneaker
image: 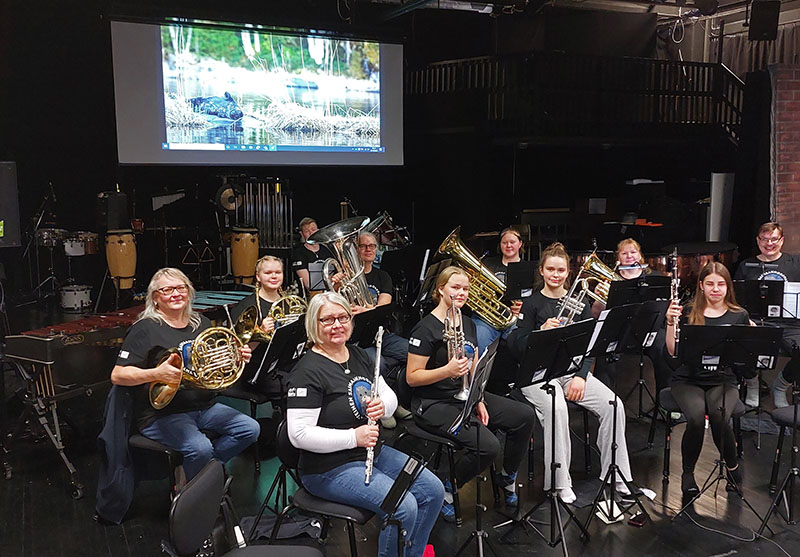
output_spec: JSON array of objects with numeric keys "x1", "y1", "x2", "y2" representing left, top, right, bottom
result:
[
  {"x1": 614, "y1": 480, "x2": 631, "y2": 496},
  {"x1": 557, "y1": 487, "x2": 576, "y2": 504}
]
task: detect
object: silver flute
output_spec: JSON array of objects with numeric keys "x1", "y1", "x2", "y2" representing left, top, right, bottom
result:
[
  {"x1": 670, "y1": 248, "x2": 681, "y2": 357},
  {"x1": 365, "y1": 326, "x2": 384, "y2": 484}
]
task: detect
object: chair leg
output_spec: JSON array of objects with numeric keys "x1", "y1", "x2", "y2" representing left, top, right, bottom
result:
[
  {"x1": 433, "y1": 445, "x2": 443, "y2": 471},
  {"x1": 663, "y1": 416, "x2": 672, "y2": 481},
  {"x1": 269, "y1": 502, "x2": 295, "y2": 544},
  {"x1": 447, "y1": 446, "x2": 463, "y2": 527},
  {"x1": 647, "y1": 405, "x2": 659, "y2": 449},
  {"x1": 490, "y1": 463, "x2": 500, "y2": 504},
  {"x1": 734, "y1": 416, "x2": 743, "y2": 459},
  {"x1": 250, "y1": 401, "x2": 261, "y2": 473},
  {"x1": 770, "y1": 426, "x2": 788, "y2": 494},
  {"x1": 583, "y1": 409, "x2": 592, "y2": 474},
  {"x1": 346, "y1": 521, "x2": 359, "y2": 557}
]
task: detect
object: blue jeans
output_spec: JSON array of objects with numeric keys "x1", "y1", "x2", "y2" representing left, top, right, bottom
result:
[
  {"x1": 472, "y1": 315, "x2": 516, "y2": 355},
  {"x1": 301, "y1": 445, "x2": 444, "y2": 557},
  {"x1": 140, "y1": 402, "x2": 260, "y2": 480}
]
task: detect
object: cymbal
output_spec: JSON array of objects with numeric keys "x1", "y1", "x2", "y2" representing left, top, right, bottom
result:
[{"x1": 215, "y1": 185, "x2": 243, "y2": 213}]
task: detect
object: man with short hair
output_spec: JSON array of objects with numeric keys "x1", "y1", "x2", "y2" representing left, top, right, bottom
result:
[
  {"x1": 735, "y1": 221, "x2": 800, "y2": 407},
  {"x1": 291, "y1": 217, "x2": 332, "y2": 291}
]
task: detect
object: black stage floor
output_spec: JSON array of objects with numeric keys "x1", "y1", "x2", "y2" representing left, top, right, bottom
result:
[{"x1": 2, "y1": 380, "x2": 800, "y2": 557}]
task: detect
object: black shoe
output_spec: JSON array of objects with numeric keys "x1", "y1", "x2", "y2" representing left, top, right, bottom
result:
[
  {"x1": 681, "y1": 472, "x2": 699, "y2": 495},
  {"x1": 726, "y1": 465, "x2": 743, "y2": 494}
]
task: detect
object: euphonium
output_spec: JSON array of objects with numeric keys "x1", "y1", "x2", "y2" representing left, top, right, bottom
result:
[
  {"x1": 556, "y1": 251, "x2": 622, "y2": 325},
  {"x1": 438, "y1": 227, "x2": 516, "y2": 330},
  {"x1": 148, "y1": 326, "x2": 246, "y2": 410},
  {"x1": 307, "y1": 216, "x2": 374, "y2": 307}
]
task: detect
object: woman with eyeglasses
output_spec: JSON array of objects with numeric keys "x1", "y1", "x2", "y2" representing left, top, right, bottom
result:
[
  {"x1": 406, "y1": 266, "x2": 536, "y2": 517},
  {"x1": 110, "y1": 268, "x2": 260, "y2": 481},
  {"x1": 734, "y1": 221, "x2": 800, "y2": 408},
  {"x1": 287, "y1": 292, "x2": 444, "y2": 557}
]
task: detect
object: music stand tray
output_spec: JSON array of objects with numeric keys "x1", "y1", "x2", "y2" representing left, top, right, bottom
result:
[
  {"x1": 350, "y1": 304, "x2": 395, "y2": 349},
  {"x1": 587, "y1": 304, "x2": 641, "y2": 360},
  {"x1": 733, "y1": 280, "x2": 785, "y2": 321},
  {"x1": 606, "y1": 276, "x2": 670, "y2": 309},
  {"x1": 249, "y1": 319, "x2": 307, "y2": 384},
  {"x1": 503, "y1": 261, "x2": 536, "y2": 301}
]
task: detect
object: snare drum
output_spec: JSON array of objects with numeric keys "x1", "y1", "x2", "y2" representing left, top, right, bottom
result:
[
  {"x1": 77, "y1": 231, "x2": 99, "y2": 254},
  {"x1": 35, "y1": 228, "x2": 67, "y2": 248},
  {"x1": 64, "y1": 236, "x2": 85, "y2": 257},
  {"x1": 231, "y1": 227, "x2": 259, "y2": 284},
  {"x1": 60, "y1": 285, "x2": 92, "y2": 313},
  {"x1": 105, "y1": 229, "x2": 137, "y2": 289}
]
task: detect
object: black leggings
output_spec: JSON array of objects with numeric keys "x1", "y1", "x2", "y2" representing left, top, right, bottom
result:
[
  {"x1": 415, "y1": 392, "x2": 536, "y2": 488},
  {"x1": 670, "y1": 382, "x2": 739, "y2": 473}
]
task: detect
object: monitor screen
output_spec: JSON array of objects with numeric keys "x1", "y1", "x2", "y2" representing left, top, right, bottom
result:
[{"x1": 111, "y1": 20, "x2": 403, "y2": 165}]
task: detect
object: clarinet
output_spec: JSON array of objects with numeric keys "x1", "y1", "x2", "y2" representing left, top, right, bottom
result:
[
  {"x1": 670, "y1": 248, "x2": 680, "y2": 357},
  {"x1": 365, "y1": 326, "x2": 384, "y2": 485}
]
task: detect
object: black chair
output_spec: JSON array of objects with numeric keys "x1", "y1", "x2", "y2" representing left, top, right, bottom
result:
[
  {"x1": 164, "y1": 458, "x2": 322, "y2": 557},
  {"x1": 651, "y1": 387, "x2": 745, "y2": 482},
  {"x1": 129, "y1": 433, "x2": 185, "y2": 494},
  {"x1": 268, "y1": 420, "x2": 375, "y2": 557},
  {"x1": 768, "y1": 405, "x2": 800, "y2": 494}
]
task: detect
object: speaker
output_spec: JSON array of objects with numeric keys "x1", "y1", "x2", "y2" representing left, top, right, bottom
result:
[
  {"x1": 749, "y1": 1, "x2": 781, "y2": 41},
  {"x1": 0, "y1": 162, "x2": 22, "y2": 248},
  {"x1": 96, "y1": 191, "x2": 129, "y2": 231}
]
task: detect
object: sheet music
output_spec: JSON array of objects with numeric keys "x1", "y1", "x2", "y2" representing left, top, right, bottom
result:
[
  {"x1": 586, "y1": 309, "x2": 610, "y2": 354},
  {"x1": 783, "y1": 281, "x2": 800, "y2": 319}
]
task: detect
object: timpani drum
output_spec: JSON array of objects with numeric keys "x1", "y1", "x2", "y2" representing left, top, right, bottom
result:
[
  {"x1": 643, "y1": 253, "x2": 669, "y2": 275},
  {"x1": 105, "y1": 229, "x2": 137, "y2": 289},
  {"x1": 231, "y1": 227, "x2": 259, "y2": 284},
  {"x1": 663, "y1": 242, "x2": 737, "y2": 286}
]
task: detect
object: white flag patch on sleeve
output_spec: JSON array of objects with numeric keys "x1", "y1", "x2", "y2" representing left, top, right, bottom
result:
[
  {"x1": 119, "y1": 350, "x2": 129, "y2": 359},
  {"x1": 409, "y1": 337, "x2": 421, "y2": 347}
]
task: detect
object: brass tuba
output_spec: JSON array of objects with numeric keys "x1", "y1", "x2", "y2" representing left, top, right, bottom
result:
[
  {"x1": 438, "y1": 227, "x2": 516, "y2": 330},
  {"x1": 148, "y1": 326, "x2": 246, "y2": 409},
  {"x1": 556, "y1": 251, "x2": 622, "y2": 325},
  {"x1": 307, "y1": 216, "x2": 375, "y2": 307}
]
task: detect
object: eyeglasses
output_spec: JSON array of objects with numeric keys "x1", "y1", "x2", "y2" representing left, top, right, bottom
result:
[
  {"x1": 157, "y1": 284, "x2": 189, "y2": 296},
  {"x1": 758, "y1": 236, "x2": 783, "y2": 245},
  {"x1": 319, "y1": 314, "x2": 352, "y2": 326},
  {"x1": 358, "y1": 243, "x2": 378, "y2": 250}
]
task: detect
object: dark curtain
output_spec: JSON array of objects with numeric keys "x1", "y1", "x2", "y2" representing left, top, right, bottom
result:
[{"x1": 715, "y1": 23, "x2": 800, "y2": 78}]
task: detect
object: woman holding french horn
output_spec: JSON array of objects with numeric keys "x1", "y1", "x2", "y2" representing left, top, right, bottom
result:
[
  {"x1": 287, "y1": 292, "x2": 444, "y2": 557},
  {"x1": 406, "y1": 266, "x2": 535, "y2": 518},
  {"x1": 110, "y1": 268, "x2": 260, "y2": 481}
]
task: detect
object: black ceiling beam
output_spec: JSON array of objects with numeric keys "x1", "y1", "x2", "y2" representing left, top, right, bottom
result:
[{"x1": 380, "y1": 0, "x2": 438, "y2": 21}]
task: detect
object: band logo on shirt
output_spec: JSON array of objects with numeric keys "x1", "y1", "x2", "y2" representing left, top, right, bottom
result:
[
  {"x1": 287, "y1": 387, "x2": 308, "y2": 398},
  {"x1": 348, "y1": 376, "x2": 373, "y2": 419},
  {"x1": 760, "y1": 270, "x2": 788, "y2": 281}
]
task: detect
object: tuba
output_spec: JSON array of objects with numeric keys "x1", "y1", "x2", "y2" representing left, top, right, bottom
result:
[
  {"x1": 307, "y1": 216, "x2": 374, "y2": 308},
  {"x1": 556, "y1": 251, "x2": 622, "y2": 325},
  {"x1": 148, "y1": 326, "x2": 246, "y2": 410},
  {"x1": 438, "y1": 227, "x2": 516, "y2": 330}
]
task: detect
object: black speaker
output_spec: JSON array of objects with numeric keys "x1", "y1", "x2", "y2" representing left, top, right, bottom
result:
[
  {"x1": 0, "y1": 162, "x2": 22, "y2": 248},
  {"x1": 96, "y1": 191, "x2": 129, "y2": 231},
  {"x1": 749, "y1": 0, "x2": 781, "y2": 41}
]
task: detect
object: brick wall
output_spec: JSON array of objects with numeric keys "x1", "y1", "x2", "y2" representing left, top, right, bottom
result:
[{"x1": 772, "y1": 64, "x2": 800, "y2": 253}]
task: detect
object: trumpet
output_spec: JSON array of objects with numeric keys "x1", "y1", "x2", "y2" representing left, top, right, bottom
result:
[
  {"x1": 556, "y1": 251, "x2": 622, "y2": 325},
  {"x1": 443, "y1": 295, "x2": 469, "y2": 401}
]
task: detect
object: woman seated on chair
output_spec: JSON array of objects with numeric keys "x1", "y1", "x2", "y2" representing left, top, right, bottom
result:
[
  {"x1": 665, "y1": 262, "x2": 754, "y2": 496},
  {"x1": 110, "y1": 268, "x2": 260, "y2": 481},
  {"x1": 406, "y1": 266, "x2": 536, "y2": 518},
  {"x1": 286, "y1": 291, "x2": 443, "y2": 557},
  {"x1": 506, "y1": 242, "x2": 634, "y2": 504}
]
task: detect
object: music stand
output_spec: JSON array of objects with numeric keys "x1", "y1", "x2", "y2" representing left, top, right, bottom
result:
[
  {"x1": 672, "y1": 325, "x2": 781, "y2": 527},
  {"x1": 503, "y1": 261, "x2": 536, "y2": 301},
  {"x1": 307, "y1": 260, "x2": 326, "y2": 292},
  {"x1": 413, "y1": 260, "x2": 450, "y2": 312},
  {"x1": 350, "y1": 304, "x2": 395, "y2": 349},
  {"x1": 449, "y1": 339, "x2": 500, "y2": 557},
  {"x1": 734, "y1": 280, "x2": 784, "y2": 324},
  {"x1": 605, "y1": 276, "x2": 670, "y2": 310},
  {"x1": 498, "y1": 319, "x2": 595, "y2": 556}
]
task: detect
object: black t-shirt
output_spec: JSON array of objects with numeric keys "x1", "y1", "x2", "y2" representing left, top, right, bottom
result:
[
  {"x1": 734, "y1": 253, "x2": 800, "y2": 282},
  {"x1": 286, "y1": 345, "x2": 380, "y2": 475},
  {"x1": 671, "y1": 309, "x2": 752, "y2": 386},
  {"x1": 291, "y1": 244, "x2": 332, "y2": 273},
  {"x1": 365, "y1": 267, "x2": 393, "y2": 306},
  {"x1": 407, "y1": 313, "x2": 479, "y2": 400},
  {"x1": 116, "y1": 315, "x2": 216, "y2": 430}
]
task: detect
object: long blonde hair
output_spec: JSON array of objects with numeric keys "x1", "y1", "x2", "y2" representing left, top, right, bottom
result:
[
  {"x1": 687, "y1": 262, "x2": 744, "y2": 325},
  {"x1": 137, "y1": 268, "x2": 203, "y2": 330}
]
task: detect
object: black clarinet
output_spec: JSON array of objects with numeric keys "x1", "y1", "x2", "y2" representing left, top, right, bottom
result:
[{"x1": 670, "y1": 248, "x2": 680, "y2": 357}]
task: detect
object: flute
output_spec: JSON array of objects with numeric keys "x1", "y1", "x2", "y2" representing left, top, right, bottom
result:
[{"x1": 365, "y1": 326, "x2": 384, "y2": 484}]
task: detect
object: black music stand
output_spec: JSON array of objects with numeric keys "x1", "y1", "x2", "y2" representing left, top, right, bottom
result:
[
  {"x1": 449, "y1": 339, "x2": 500, "y2": 557},
  {"x1": 413, "y1": 260, "x2": 450, "y2": 314},
  {"x1": 350, "y1": 304, "x2": 395, "y2": 349},
  {"x1": 610, "y1": 279, "x2": 670, "y2": 418},
  {"x1": 734, "y1": 280, "x2": 785, "y2": 324},
  {"x1": 503, "y1": 261, "x2": 536, "y2": 302},
  {"x1": 672, "y1": 325, "x2": 781, "y2": 526},
  {"x1": 247, "y1": 318, "x2": 307, "y2": 386},
  {"x1": 380, "y1": 453, "x2": 427, "y2": 557},
  {"x1": 498, "y1": 319, "x2": 595, "y2": 556}
]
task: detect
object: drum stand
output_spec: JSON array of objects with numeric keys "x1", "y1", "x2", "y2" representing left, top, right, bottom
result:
[{"x1": 32, "y1": 245, "x2": 60, "y2": 301}]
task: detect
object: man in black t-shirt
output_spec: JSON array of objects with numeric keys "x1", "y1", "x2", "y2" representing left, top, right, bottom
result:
[
  {"x1": 734, "y1": 221, "x2": 800, "y2": 407},
  {"x1": 291, "y1": 217, "x2": 332, "y2": 291}
]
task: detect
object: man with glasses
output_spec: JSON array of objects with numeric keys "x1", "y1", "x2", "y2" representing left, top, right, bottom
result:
[{"x1": 735, "y1": 222, "x2": 800, "y2": 407}]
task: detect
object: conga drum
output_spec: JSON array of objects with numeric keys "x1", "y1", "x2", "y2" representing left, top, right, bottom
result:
[
  {"x1": 231, "y1": 227, "x2": 259, "y2": 284},
  {"x1": 106, "y1": 229, "x2": 137, "y2": 289}
]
